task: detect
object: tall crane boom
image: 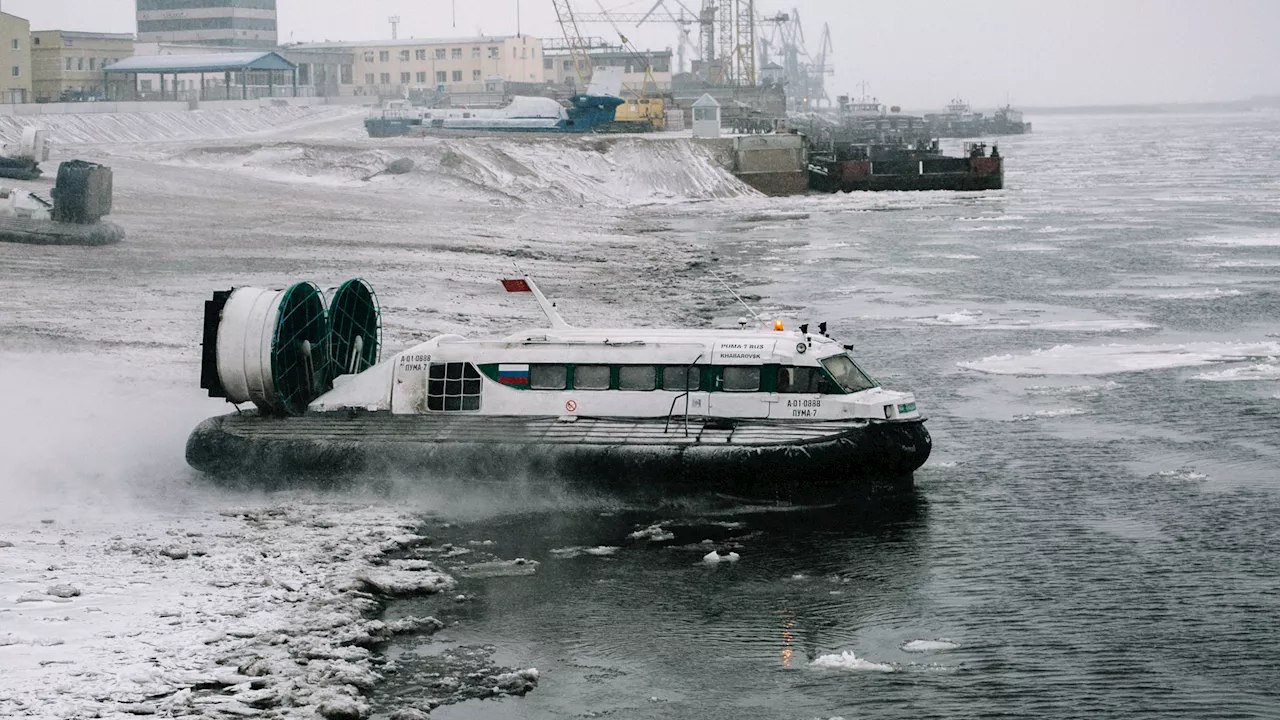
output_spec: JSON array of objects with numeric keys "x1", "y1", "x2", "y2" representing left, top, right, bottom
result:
[{"x1": 551, "y1": 0, "x2": 594, "y2": 88}]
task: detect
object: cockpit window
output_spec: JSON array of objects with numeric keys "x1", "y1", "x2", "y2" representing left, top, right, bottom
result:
[
  {"x1": 820, "y1": 354, "x2": 878, "y2": 393},
  {"x1": 775, "y1": 366, "x2": 835, "y2": 394}
]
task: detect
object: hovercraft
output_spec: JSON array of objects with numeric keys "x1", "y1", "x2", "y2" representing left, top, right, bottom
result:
[
  {"x1": 186, "y1": 277, "x2": 931, "y2": 499},
  {"x1": 0, "y1": 159, "x2": 124, "y2": 246}
]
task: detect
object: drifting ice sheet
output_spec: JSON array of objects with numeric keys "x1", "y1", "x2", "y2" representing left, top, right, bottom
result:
[{"x1": 959, "y1": 341, "x2": 1280, "y2": 376}]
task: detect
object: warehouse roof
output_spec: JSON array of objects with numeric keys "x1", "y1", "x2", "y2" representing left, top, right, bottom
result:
[{"x1": 104, "y1": 52, "x2": 296, "y2": 74}]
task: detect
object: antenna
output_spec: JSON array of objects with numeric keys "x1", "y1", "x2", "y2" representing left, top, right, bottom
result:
[
  {"x1": 388, "y1": 15, "x2": 400, "y2": 39},
  {"x1": 708, "y1": 269, "x2": 761, "y2": 322}
]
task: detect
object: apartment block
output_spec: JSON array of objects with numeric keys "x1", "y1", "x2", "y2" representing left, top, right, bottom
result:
[
  {"x1": 31, "y1": 31, "x2": 135, "y2": 102},
  {"x1": 136, "y1": 0, "x2": 277, "y2": 49},
  {"x1": 0, "y1": 12, "x2": 32, "y2": 103}
]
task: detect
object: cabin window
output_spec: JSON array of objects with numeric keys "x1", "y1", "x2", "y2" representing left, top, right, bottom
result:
[
  {"x1": 573, "y1": 365, "x2": 611, "y2": 390},
  {"x1": 820, "y1": 355, "x2": 878, "y2": 393},
  {"x1": 529, "y1": 364, "x2": 567, "y2": 390},
  {"x1": 721, "y1": 366, "x2": 761, "y2": 392},
  {"x1": 662, "y1": 366, "x2": 700, "y2": 392},
  {"x1": 776, "y1": 366, "x2": 834, "y2": 394},
  {"x1": 427, "y1": 362, "x2": 482, "y2": 411},
  {"x1": 618, "y1": 366, "x2": 656, "y2": 391}
]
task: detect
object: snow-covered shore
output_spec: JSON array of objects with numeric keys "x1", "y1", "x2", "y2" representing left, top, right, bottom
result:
[{"x1": 0, "y1": 499, "x2": 449, "y2": 719}]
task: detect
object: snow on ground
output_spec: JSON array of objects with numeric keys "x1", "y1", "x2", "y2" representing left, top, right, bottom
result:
[
  {"x1": 0, "y1": 499, "x2": 443, "y2": 719},
  {"x1": 0, "y1": 106, "x2": 365, "y2": 146},
  {"x1": 147, "y1": 134, "x2": 751, "y2": 207}
]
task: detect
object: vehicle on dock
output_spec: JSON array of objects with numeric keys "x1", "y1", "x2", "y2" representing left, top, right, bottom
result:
[
  {"x1": 0, "y1": 127, "x2": 49, "y2": 181},
  {"x1": 364, "y1": 94, "x2": 626, "y2": 137},
  {"x1": 187, "y1": 277, "x2": 931, "y2": 499},
  {"x1": 808, "y1": 140, "x2": 1003, "y2": 192},
  {"x1": 0, "y1": 160, "x2": 124, "y2": 245}
]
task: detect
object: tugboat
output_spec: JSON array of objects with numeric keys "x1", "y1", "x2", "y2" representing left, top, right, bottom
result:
[
  {"x1": 365, "y1": 94, "x2": 626, "y2": 137},
  {"x1": 187, "y1": 277, "x2": 931, "y2": 499}
]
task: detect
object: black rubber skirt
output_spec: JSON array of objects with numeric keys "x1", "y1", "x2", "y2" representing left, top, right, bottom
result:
[{"x1": 186, "y1": 413, "x2": 932, "y2": 500}]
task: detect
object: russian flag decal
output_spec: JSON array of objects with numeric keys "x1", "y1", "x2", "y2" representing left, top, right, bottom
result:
[{"x1": 497, "y1": 363, "x2": 530, "y2": 385}]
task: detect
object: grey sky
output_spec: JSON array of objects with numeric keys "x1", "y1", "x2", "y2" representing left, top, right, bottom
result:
[{"x1": 7, "y1": 0, "x2": 1278, "y2": 108}]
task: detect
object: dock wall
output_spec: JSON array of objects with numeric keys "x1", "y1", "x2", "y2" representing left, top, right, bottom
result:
[{"x1": 698, "y1": 134, "x2": 808, "y2": 196}]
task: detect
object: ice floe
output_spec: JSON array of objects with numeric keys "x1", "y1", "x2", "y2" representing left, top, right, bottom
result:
[
  {"x1": 1190, "y1": 361, "x2": 1280, "y2": 382},
  {"x1": 1009, "y1": 408, "x2": 1088, "y2": 421},
  {"x1": 628, "y1": 524, "x2": 676, "y2": 542},
  {"x1": 1194, "y1": 232, "x2": 1280, "y2": 247},
  {"x1": 702, "y1": 550, "x2": 741, "y2": 564},
  {"x1": 809, "y1": 651, "x2": 896, "y2": 672},
  {"x1": 549, "y1": 546, "x2": 620, "y2": 558},
  {"x1": 959, "y1": 341, "x2": 1280, "y2": 376},
  {"x1": 1154, "y1": 288, "x2": 1244, "y2": 300},
  {"x1": 901, "y1": 639, "x2": 960, "y2": 653}
]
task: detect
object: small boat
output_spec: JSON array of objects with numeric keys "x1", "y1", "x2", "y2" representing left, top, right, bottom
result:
[
  {"x1": 187, "y1": 277, "x2": 931, "y2": 499},
  {"x1": 365, "y1": 94, "x2": 626, "y2": 138}
]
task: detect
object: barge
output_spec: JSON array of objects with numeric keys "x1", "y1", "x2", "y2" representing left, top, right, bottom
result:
[
  {"x1": 187, "y1": 277, "x2": 931, "y2": 499},
  {"x1": 809, "y1": 140, "x2": 1003, "y2": 193}
]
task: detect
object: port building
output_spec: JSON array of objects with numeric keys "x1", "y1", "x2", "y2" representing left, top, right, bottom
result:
[
  {"x1": 540, "y1": 44, "x2": 673, "y2": 93},
  {"x1": 136, "y1": 0, "x2": 278, "y2": 49},
  {"x1": 291, "y1": 35, "x2": 544, "y2": 98},
  {"x1": 0, "y1": 11, "x2": 31, "y2": 103},
  {"x1": 31, "y1": 31, "x2": 135, "y2": 102}
]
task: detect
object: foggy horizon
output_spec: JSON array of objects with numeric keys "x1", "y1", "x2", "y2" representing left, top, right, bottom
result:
[
  {"x1": 5, "y1": 0, "x2": 1274, "y2": 107},
  {"x1": 5, "y1": 0, "x2": 1277, "y2": 109}
]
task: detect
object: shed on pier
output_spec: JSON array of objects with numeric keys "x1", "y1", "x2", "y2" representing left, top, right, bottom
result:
[
  {"x1": 103, "y1": 52, "x2": 299, "y2": 102},
  {"x1": 692, "y1": 93, "x2": 721, "y2": 139}
]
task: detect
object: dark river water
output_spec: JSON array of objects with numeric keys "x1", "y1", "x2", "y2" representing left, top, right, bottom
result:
[{"x1": 372, "y1": 113, "x2": 1280, "y2": 719}]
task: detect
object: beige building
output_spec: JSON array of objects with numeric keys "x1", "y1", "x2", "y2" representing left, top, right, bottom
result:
[
  {"x1": 542, "y1": 47, "x2": 673, "y2": 94},
  {"x1": 31, "y1": 31, "x2": 134, "y2": 102},
  {"x1": 0, "y1": 12, "x2": 32, "y2": 103},
  {"x1": 294, "y1": 35, "x2": 544, "y2": 97}
]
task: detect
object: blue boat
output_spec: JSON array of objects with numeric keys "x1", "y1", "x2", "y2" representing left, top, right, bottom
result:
[{"x1": 365, "y1": 94, "x2": 625, "y2": 137}]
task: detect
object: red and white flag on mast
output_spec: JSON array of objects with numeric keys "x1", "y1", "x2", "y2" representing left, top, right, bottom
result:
[{"x1": 501, "y1": 278, "x2": 531, "y2": 293}]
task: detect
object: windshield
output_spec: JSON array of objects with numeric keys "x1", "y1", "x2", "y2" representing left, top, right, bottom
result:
[{"x1": 820, "y1": 354, "x2": 878, "y2": 393}]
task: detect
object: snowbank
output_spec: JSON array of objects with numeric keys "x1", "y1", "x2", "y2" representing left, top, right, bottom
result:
[
  {"x1": 161, "y1": 134, "x2": 752, "y2": 206},
  {"x1": 0, "y1": 106, "x2": 361, "y2": 146},
  {"x1": 0, "y1": 500, "x2": 449, "y2": 719}
]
